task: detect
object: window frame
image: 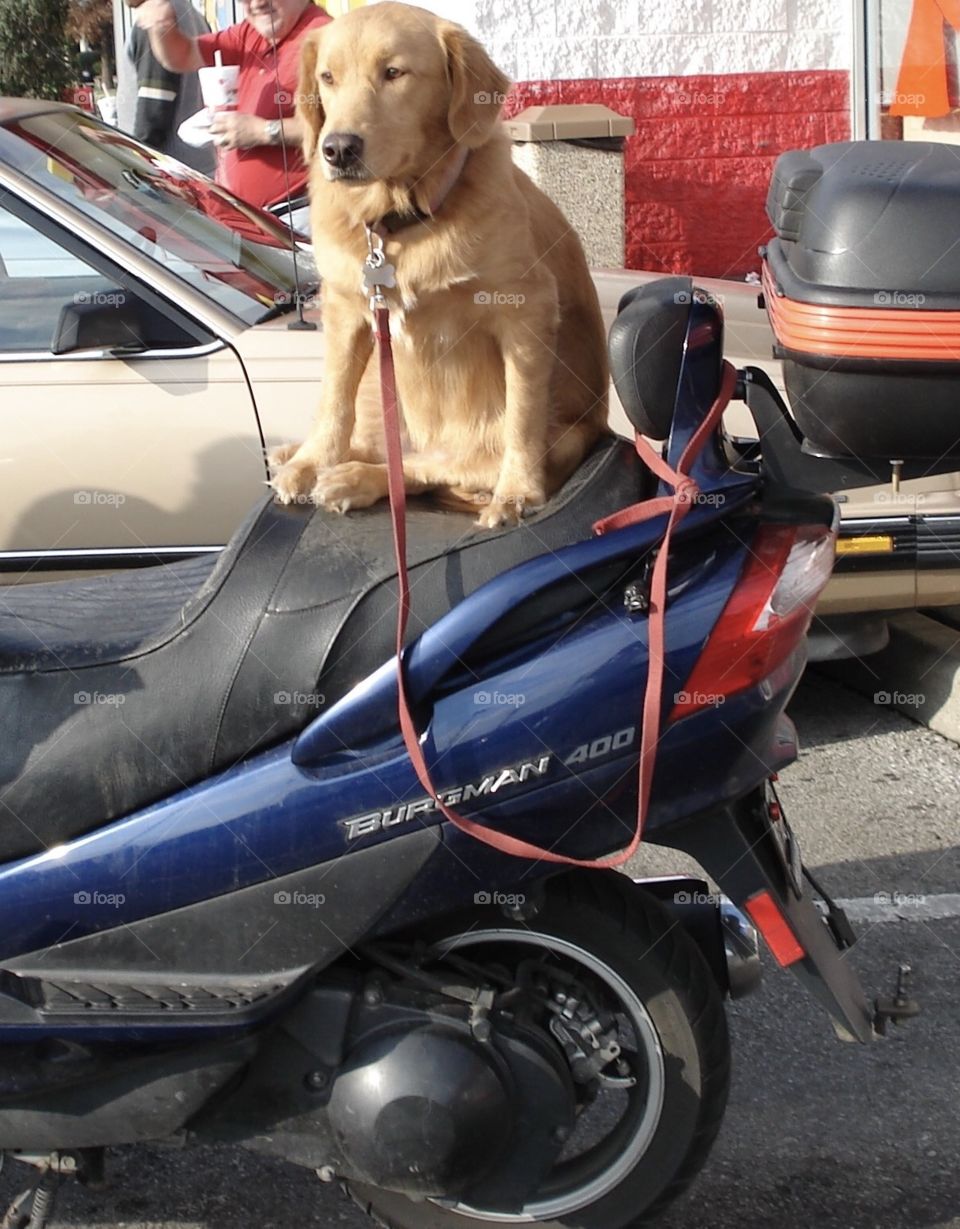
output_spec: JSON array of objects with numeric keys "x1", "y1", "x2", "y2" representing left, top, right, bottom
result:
[
  {"x1": 0, "y1": 182, "x2": 220, "y2": 362},
  {"x1": 856, "y1": 0, "x2": 878, "y2": 139}
]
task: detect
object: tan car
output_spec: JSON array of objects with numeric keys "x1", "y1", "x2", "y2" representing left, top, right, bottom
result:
[
  {"x1": 0, "y1": 98, "x2": 323, "y2": 579},
  {"x1": 0, "y1": 100, "x2": 954, "y2": 658}
]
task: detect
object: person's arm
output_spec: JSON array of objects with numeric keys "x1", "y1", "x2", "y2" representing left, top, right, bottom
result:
[
  {"x1": 208, "y1": 112, "x2": 307, "y2": 151},
  {"x1": 279, "y1": 114, "x2": 305, "y2": 146},
  {"x1": 136, "y1": 0, "x2": 203, "y2": 73},
  {"x1": 130, "y1": 26, "x2": 181, "y2": 148}
]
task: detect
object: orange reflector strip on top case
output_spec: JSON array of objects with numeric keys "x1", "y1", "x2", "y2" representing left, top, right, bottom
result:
[
  {"x1": 744, "y1": 889, "x2": 805, "y2": 967},
  {"x1": 762, "y1": 262, "x2": 960, "y2": 361}
]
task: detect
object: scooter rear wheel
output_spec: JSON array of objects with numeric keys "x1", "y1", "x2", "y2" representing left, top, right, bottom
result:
[{"x1": 344, "y1": 872, "x2": 730, "y2": 1229}]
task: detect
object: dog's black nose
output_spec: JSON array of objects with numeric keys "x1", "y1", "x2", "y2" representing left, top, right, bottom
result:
[{"x1": 321, "y1": 132, "x2": 364, "y2": 169}]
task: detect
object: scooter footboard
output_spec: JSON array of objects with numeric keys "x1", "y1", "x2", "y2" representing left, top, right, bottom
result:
[{"x1": 656, "y1": 787, "x2": 877, "y2": 1043}]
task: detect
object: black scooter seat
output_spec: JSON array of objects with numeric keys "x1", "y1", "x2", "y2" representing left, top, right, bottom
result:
[{"x1": 0, "y1": 438, "x2": 647, "y2": 863}]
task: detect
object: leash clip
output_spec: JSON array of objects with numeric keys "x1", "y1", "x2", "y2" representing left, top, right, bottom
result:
[{"x1": 362, "y1": 224, "x2": 397, "y2": 315}]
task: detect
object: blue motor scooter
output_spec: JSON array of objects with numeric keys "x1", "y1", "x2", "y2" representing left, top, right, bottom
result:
[{"x1": 0, "y1": 280, "x2": 909, "y2": 1228}]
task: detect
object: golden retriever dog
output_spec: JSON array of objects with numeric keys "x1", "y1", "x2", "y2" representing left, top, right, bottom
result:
[{"x1": 270, "y1": 1, "x2": 608, "y2": 528}]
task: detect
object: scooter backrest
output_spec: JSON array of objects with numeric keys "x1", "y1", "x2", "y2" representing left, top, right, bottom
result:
[{"x1": 608, "y1": 276, "x2": 696, "y2": 439}]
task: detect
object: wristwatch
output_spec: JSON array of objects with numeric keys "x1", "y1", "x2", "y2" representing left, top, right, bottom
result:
[{"x1": 265, "y1": 119, "x2": 282, "y2": 146}]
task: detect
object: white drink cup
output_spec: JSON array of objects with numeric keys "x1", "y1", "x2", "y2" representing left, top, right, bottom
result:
[{"x1": 199, "y1": 64, "x2": 239, "y2": 112}]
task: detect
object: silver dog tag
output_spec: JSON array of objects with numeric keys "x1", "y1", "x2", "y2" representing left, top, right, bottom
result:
[
  {"x1": 361, "y1": 259, "x2": 397, "y2": 291},
  {"x1": 362, "y1": 225, "x2": 397, "y2": 311}
]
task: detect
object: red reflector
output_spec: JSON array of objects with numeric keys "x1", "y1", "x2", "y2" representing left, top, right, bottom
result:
[{"x1": 744, "y1": 890, "x2": 805, "y2": 967}]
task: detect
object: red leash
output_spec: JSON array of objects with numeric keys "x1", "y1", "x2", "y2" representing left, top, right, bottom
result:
[{"x1": 374, "y1": 298, "x2": 736, "y2": 868}]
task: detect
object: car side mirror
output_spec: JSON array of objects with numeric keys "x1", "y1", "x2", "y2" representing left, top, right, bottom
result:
[{"x1": 51, "y1": 293, "x2": 149, "y2": 356}]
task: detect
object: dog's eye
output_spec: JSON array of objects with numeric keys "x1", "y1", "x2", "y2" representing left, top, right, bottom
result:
[
  {"x1": 384, "y1": 66, "x2": 405, "y2": 81},
  {"x1": 320, "y1": 70, "x2": 334, "y2": 85}
]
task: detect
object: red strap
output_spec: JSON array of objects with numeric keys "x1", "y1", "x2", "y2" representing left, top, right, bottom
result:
[{"x1": 376, "y1": 301, "x2": 736, "y2": 867}]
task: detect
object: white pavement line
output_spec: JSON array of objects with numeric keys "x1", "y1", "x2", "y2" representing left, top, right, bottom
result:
[{"x1": 835, "y1": 892, "x2": 960, "y2": 924}]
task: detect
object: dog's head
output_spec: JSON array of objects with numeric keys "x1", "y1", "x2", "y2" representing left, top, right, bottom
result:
[{"x1": 297, "y1": 2, "x2": 511, "y2": 184}]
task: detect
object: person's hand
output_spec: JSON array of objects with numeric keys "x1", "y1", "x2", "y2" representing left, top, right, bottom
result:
[
  {"x1": 209, "y1": 112, "x2": 271, "y2": 151},
  {"x1": 135, "y1": 0, "x2": 178, "y2": 33}
]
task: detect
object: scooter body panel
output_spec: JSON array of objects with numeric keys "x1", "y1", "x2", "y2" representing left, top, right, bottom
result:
[{"x1": 0, "y1": 521, "x2": 753, "y2": 968}]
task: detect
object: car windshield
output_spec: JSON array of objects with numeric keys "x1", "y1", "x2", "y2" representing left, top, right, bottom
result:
[{"x1": 0, "y1": 108, "x2": 318, "y2": 325}]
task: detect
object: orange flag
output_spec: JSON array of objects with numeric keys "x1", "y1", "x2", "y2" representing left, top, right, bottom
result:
[{"x1": 891, "y1": 0, "x2": 960, "y2": 116}]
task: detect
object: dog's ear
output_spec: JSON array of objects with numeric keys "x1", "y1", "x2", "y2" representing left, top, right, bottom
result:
[
  {"x1": 296, "y1": 29, "x2": 326, "y2": 161},
  {"x1": 439, "y1": 22, "x2": 511, "y2": 149}
]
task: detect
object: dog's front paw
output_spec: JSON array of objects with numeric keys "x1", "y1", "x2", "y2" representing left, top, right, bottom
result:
[
  {"x1": 311, "y1": 462, "x2": 389, "y2": 514},
  {"x1": 475, "y1": 484, "x2": 544, "y2": 530},
  {"x1": 267, "y1": 441, "x2": 301, "y2": 472},
  {"x1": 271, "y1": 454, "x2": 320, "y2": 505}
]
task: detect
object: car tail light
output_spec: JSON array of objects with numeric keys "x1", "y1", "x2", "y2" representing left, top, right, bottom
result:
[{"x1": 671, "y1": 522, "x2": 836, "y2": 719}]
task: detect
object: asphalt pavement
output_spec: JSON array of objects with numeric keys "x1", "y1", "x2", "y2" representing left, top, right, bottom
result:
[{"x1": 4, "y1": 670, "x2": 958, "y2": 1229}]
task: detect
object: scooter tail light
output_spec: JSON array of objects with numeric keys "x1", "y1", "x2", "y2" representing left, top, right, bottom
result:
[
  {"x1": 753, "y1": 525, "x2": 837, "y2": 630},
  {"x1": 744, "y1": 889, "x2": 805, "y2": 967},
  {"x1": 671, "y1": 521, "x2": 836, "y2": 719}
]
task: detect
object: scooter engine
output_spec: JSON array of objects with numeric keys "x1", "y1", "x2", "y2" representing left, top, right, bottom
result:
[
  {"x1": 195, "y1": 963, "x2": 578, "y2": 1208},
  {"x1": 327, "y1": 1013, "x2": 573, "y2": 1199}
]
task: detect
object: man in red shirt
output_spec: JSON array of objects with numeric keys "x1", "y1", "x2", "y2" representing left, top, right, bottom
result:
[{"x1": 136, "y1": 0, "x2": 331, "y2": 210}]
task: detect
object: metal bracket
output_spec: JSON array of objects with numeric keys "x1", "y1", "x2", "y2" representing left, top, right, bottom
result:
[{"x1": 873, "y1": 963, "x2": 920, "y2": 1035}]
